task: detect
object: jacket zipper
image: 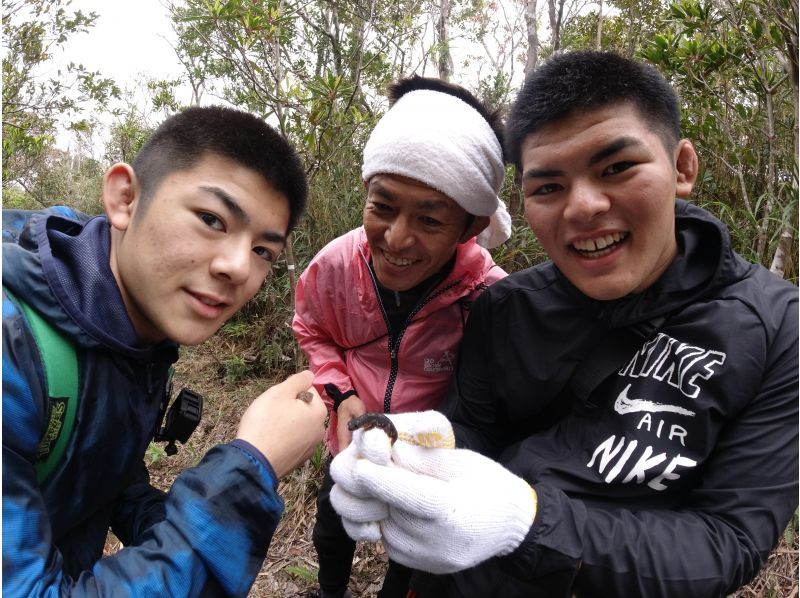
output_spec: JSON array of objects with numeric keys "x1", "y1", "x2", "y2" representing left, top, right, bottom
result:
[
  {"x1": 361, "y1": 252, "x2": 461, "y2": 413},
  {"x1": 382, "y1": 281, "x2": 459, "y2": 412}
]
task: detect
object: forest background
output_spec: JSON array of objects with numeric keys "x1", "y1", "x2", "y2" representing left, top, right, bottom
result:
[{"x1": 3, "y1": 0, "x2": 798, "y2": 595}]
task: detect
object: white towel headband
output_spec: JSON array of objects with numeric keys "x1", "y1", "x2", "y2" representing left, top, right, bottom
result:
[{"x1": 362, "y1": 89, "x2": 512, "y2": 248}]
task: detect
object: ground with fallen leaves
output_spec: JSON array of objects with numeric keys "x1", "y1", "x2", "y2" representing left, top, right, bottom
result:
[{"x1": 125, "y1": 344, "x2": 797, "y2": 597}]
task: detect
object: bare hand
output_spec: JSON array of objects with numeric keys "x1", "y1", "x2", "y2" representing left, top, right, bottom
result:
[
  {"x1": 335, "y1": 395, "x2": 367, "y2": 453},
  {"x1": 236, "y1": 370, "x2": 327, "y2": 478}
]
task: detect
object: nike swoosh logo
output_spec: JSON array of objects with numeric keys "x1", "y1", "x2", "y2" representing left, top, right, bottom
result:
[{"x1": 614, "y1": 384, "x2": 696, "y2": 417}]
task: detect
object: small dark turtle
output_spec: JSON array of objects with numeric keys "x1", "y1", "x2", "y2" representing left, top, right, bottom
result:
[
  {"x1": 296, "y1": 390, "x2": 314, "y2": 403},
  {"x1": 347, "y1": 413, "x2": 398, "y2": 445}
]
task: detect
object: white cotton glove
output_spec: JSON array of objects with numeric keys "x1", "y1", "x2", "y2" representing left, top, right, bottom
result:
[{"x1": 329, "y1": 411, "x2": 538, "y2": 574}]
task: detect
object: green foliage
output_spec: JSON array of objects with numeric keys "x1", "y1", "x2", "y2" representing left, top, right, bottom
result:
[
  {"x1": 3, "y1": 144, "x2": 105, "y2": 213},
  {"x1": 309, "y1": 441, "x2": 325, "y2": 472},
  {"x1": 145, "y1": 442, "x2": 167, "y2": 466},
  {"x1": 476, "y1": 71, "x2": 513, "y2": 110},
  {"x1": 2, "y1": 0, "x2": 119, "y2": 189},
  {"x1": 220, "y1": 321, "x2": 250, "y2": 338},
  {"x1": 104, "y1": 110, "x2": 155, "y2": 165},
  {"x1": 641, "y1": 0, "x2": 798, "y2": 277},
  {"x1": 209, "y1": 264, "x2": 303, "y2": 383},
  {"x1": 223, "y1": 354, "x2": 250, "y2": 384},
  {"x1": 285, "y1": 565, "x2": 318, "y2": 583},
  {"x1": 784, "y1": 509, "x2": 799, "y2": 546},
  {"x1": 2, "y1": 187, "x2": 39, "y2": 210},
  {"x1": 491, "y1": 220, "x2": 547, "y2": 273}
]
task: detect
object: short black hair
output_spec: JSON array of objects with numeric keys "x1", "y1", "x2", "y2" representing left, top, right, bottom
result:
[
  {"x1": 506, "y1": 51, "x2": 681, "y2": 169},
  {"x1": 131, "y1": 106, "x2": 308, "y2": 232},
  {"x1": 388, "y1": 75, "x2": 506, "y2": 162}
]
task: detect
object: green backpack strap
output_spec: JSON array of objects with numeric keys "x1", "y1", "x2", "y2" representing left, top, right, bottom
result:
[{"x1": 4, "y1": 288, "x2": 79, "y2": 483}]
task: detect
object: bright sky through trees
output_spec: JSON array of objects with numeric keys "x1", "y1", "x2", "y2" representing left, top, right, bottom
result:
[{"x1": 53, "y1": 0, "x2": 185, "y2": 152}]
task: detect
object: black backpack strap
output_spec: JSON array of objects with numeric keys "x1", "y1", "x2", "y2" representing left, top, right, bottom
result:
[{"x1": 568, "y1": 316, "x2": 667, "y2": 408}]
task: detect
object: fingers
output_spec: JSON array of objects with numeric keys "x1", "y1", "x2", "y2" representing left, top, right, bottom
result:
[
  {"x1": 341, "y1": 517, "x2": 382, "y2": 543},
  {"x1": 335, "y1": 396, "x2": 366, "y2": 452},
  {"x1": 331, "y1": 439, "x2": 448, "y2": 518},
  {"x1": 279, "y1": 369, "x2": 315, "y2": 393},
  {"x1": 330, "y1": 483, "x2": 388, "y2": 523},
  {"x1": 378, "y1": 510, "x2": 459, "y2": 575},
  {"x1": 354, "y1": 427, "x2": 393, "y2": 466},
  {"x1": 236, "y1": 370, "x2": 326, "y2": 478},
  {"x1": 391, "y1": 443, "x2": 463, "y2": 478},
  {"x1": 345, "y1": 457, "x2": 450, "y2": 518},
  {"x1": 336, "y1": 412, "x2": 354, "y2": 452},
  {"x1": 329, "y1": 440, "x2": 361, "y2": 493}
]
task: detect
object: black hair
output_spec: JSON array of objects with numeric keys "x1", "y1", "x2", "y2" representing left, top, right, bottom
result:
[
  {"x1": 506, "y1": 51, "x2": 681, "y2": 169},
  {"x1": 131, "y1": 106, "x2": 308, "y2": 232},
  {"x1": 387, "y1": 75, "x2": 506, "y2": 162}
]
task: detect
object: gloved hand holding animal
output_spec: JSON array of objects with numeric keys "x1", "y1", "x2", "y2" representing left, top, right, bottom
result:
[{"x1": 329, "y1": 410, "x2": 538, "y2": 574}]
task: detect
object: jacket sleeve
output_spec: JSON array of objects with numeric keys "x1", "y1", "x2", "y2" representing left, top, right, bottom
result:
[
  {"x1": 3, "y1": 301, "x2": 284, "y2": 597},
  {"x1": 482, "y1": 262, "x2": 508, "y2": 287},
  {"x1": 292, "y1": 257, "x2": 356, "y2": 408},
  {"x1": 110, "y1": 462, "x2": 167, "y2": 545},
  {"x1": 443, "y1": 288, "x2": 508, "y2": 458}
]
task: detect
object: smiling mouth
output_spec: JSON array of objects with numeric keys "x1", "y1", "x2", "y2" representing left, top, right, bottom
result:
[
  {"x1": 199, "y1": 296, "x2": 224, "y2": 307},
  {"x1": 382, "y1": 250, "x2": 417, "y2": 267},
  {"x1": 188, "y1": 290, "x2": 228, "y2": 309},
  {"x1": 572, "y1": 232, "x2": 628, "y2": 258}
]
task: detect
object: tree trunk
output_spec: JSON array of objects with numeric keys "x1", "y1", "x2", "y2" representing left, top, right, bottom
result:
[
  {"x1": 596, "y1": 0, "x2": 603, "y2": 49},
  {"x1": 436, "y1": 0, "x2": 453, "y2": 80},
  {"x1": 524, "y1": 0, "x2": 539, "y2": 75},
  {"x1": 547, "y1": 0, "x2": 565, "y2": 53},
  {"x1": 769, "y1": 225, "x2": 793, "y2": 278},
  {"x1": 765, "y1": 0, "x2": 797, "y2": 279},
  {"x1": 755, "y1": 85, "x2": 776, "y2": 261},
  {"x1": 517, "y1": 0, "x2": 542, "y2": 215}
]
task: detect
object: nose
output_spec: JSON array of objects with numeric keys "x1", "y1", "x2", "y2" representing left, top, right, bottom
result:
[
  {"x1": 563, "y1": 181, "x2": 610, "y2": 223},
  {"x1": 210, "y1": 238, "x2": 252, "y2": 285},
  {"x1": 384, "y1": 216, "x2": 416, "y2": 252}
]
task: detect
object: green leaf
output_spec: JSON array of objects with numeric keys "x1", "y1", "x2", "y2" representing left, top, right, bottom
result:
[
  {"x1": 750, "y1": 19, "x2": 763, "y2": 40},
  {"x1": 285, "y1": 565, "x2": 317, "y2": 583},
  {"x1": 769, "y1": 24, "x2": 783, "y2": 46}
]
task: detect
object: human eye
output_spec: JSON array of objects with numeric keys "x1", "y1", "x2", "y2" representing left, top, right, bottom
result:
[
  {"x1": 198, "y1": 211, "x2": 224, "y2": 231},
  {"x1": 253, "y1": 246, "x2": 276, "y2": 263},
  {"x1": 368, "y1": 200, "x2": 393, "y2": 213},
  {"x1": 529, "y1": 182, "x2": 562, "y2": 196},
  {"x1": 420, "y1": 215, "x2": 444, "y2": 227},
  {"x1": 603, "y1": 161, "x2": 636, "y2": 176}
]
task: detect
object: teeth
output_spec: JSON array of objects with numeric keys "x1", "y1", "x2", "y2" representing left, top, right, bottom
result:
[
  {"x1": 573, "y1": 232, "x2": 626, "y2": 253},
  {"x1": 200, "y1": 297, "x2": 221, "y2": 306},
  {"x1": 383, "y1": 251, "x2": 415, "y2": 266}
]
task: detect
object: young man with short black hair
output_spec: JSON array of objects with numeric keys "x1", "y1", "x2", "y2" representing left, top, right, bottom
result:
[{"x1": 3, "y1": 106, "x2": 327, "y2": 596}]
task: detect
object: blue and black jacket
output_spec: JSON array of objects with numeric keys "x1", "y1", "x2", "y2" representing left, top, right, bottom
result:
[{"x1": 3, "y1": 208, "x2": 283, "y2": 596}]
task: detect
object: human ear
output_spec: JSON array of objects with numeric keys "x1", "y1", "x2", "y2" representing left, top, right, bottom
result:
[
  {"x1": 459, "y1": 215, "x2": 490, "y2": 243},
  {"x1": 674, "y1": 139, "x2": 698, "y2": 199},
  {"x1": 102, "y1": 163, "x2": 139, "y2": 232}
]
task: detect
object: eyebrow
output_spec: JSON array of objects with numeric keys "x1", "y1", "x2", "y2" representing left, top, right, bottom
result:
[
  {"x1": 523, "y1": 136, "x2": 644, "y2": 180},
  {"x1": 200, "y1": 185, "x2": 286, "y2": 245},
  {"x1": 415, "y1": 198, "x2": 453, "y2": 211},
  {"x1": 588, "y1": 136, "x2": 642, "y2": 165}
]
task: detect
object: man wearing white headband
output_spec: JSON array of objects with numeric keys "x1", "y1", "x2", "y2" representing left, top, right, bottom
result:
[{"x1": 292, "y1": 76, "x2": 511, "y2": 598}]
